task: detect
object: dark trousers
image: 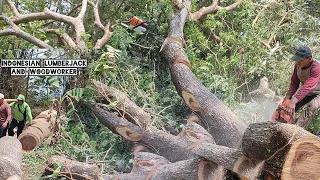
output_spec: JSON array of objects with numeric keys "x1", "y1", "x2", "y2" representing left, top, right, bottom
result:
[
  {"x1": 295, "y1": 95, "x2": 317, "y2": 112},
  {"x1": 8, "y1": 119, "x2": 25, "y2": 137},
  {"x1": 0, "y1": 123, "x2": 8, "y2": 138}
]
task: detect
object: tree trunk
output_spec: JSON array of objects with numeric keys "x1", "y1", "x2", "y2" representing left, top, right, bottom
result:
[
  {"x1": 0, "y1": 136, "x2": 22, "y2": 179},
  {"x1": 43, "y1": 156, "x2": 101, "y2": 180},
  {"x1": 241, "y1": 122, "x2": 315, "y2": 178},
  {"x1": 160, "y1": 1, "x2": 246, "y2": 148},
  {"x1": 18, "y1": 109, "x2": 57, "y2": 151}
]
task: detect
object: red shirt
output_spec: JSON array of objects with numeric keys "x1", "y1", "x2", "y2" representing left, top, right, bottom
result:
[
  {"x1": 286, "y1": 60, "x2": 320, "y2": 101},
  {"x1": 0, "y1": 101, "x2": 11, "y2": 124}
]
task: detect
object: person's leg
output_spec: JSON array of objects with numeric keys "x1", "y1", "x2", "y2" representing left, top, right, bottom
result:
[
  {"x1": 295, "y1": 95, "x2": 316, "y2": 112},
  {"x1": 1, "y1": 125, "x2": 8, "y2": 137},
  {"x1": 8, "y1": 119, "x2": 18, "y2": 136},
  {"x1": 0, "y1": 123, "x2": 4, "y2": 138},
  {"x1": 16, "y1": 120, "x2": 25, "y2": 137},
  {"x1": 295, "y1": 94, "x2": 320, "y2": 128}
]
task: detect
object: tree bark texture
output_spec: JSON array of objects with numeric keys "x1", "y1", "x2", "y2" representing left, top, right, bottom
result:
[
  {"x1": 43, "y1": 156, "x2": 101, "y2": 180},
  {"x1": 0, "y1": 136, "x2": 22, "y2": 179}
]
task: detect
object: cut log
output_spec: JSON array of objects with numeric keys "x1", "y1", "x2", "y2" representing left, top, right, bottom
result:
[
  {"x1": 43, "y1": 156, "x2": 101, "y2": 180},
  {"x1": 281, "y1": 137, "x2": 320, "y2": 180},
  {"x1": 241, "y1": 122, "x2": 315, "y2": 178},
  {"x1": 92, "y1": 80, "x2": 151, "y2": 127},
  {"x1": 18, "y1": 109, "x2": 57, "y2": 151},
  {"x1": 0, "y1": 136, "x2": 22, "y2": 179},
  {"x1": 104, "y1": 151, "x2": 226, "y2": 180},
  {"x1": 160, "y1": 2, "x2": 246, "y2": 148},
  {"x1": 179, "y1": 123, "x2": 263, "y2": 179},
  {"x1": 4, "y1": 99, "x2": 17, "y2": 103},
  {"x1": 103, "y1": 158, "x2": 202, "y2": 180}
]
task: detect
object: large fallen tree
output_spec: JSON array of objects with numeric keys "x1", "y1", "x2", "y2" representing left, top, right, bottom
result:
[
  {"x1": 39, "y1": 0, "x2": 320, "y2": 179},
  {"x1": 77, "y1": 1, "x2": 320, "y2": 179},
  {"x1": 85, "y1": 103, "x2": 320, "y2": 180}
]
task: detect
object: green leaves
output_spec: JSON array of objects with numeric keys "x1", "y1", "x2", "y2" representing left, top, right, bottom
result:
[{"x1": 46, "y1": 76, "x2": 60, "y2": 88}]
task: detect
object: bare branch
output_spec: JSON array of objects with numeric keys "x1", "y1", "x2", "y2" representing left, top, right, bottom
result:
[
  {"x1": 0, "y1": 29, "x2": 15, "y2": 36},
  {"x1": 77, "y1": 0, "x2": 88, "y2": 20},
  {"x1": 6, "y1": 0, "x2": 20, "y2": 16},
  {"x1": 11, "y1": 8, "x2": 75, "y2": 25},
  {"x1": 94, "y1": 21, "x2": 113, "y2": 49},
  {"x1": 45, "y1": 29, "x2": 77, "y2": 49},
  {"x1": 87, "y1": 0, "x2": 113, "y2": 49},
  {"x1": 67, "y1": 3, "x2": 82, "y2": 16},
  {"x1": 189, "y1": 0, "x2": 241, "y2": 21},
  {"x1": 0, "y1": 15, "x2": 52, "y2": 48},
  {"x1": 87, "y1": 1, "x2": 104, "y2": 29},
  {"x1": 217, "y1": 0, "x2": 241, "y2": 11}
]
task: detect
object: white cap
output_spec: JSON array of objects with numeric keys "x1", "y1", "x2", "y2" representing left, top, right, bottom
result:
[{"x1": 0, "y1": 93, "x2": 4, "y2": 100}]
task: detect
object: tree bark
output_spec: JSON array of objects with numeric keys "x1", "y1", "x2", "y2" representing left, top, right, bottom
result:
[
  {"x1": 43, "y1": 156, "x2": 101, "y2": 180},
  {"x1": 160, "y1": 1, "x2": 246, "y2": 148},
  {"x1": 103, "y1": 152, "x2": 222, "y2": 180},
  {"x1": 92, "y1": 80, "x2": 151, "y2": 128},
  {"x1": 0, "y1": 136, "x2": 22, "y2": 179},
  {"x1": 18, "y1": 110, "x2": 57, "y2": 151}
]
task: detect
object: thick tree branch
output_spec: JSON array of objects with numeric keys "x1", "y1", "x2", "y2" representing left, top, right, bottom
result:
[
  {"x1": 0, "y1": 29, "x2": 15, "y2": 36},
  {"x1": 6, "y1": 0, "x2": 87, "y2": 49},
  {"x1": 0, "y1": 15, "x2": 52, "y2": 48},
  {"x1": 6, "y1": 0, "x2": 19, "y2": 16},
  {"x1": 86, "y1": 0, "x2": 113, "y2": 49},
  {"x1": 77, "y1": 0, "x2": 87, "y2": 20},
  {"x1": 189, "y1": 0, "x2": 241, "y2": 21},
  {"x1": 45, "y1": 29, "x2": 77, "y2": 49}
]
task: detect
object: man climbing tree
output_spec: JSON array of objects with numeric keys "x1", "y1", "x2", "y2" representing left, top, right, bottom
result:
[
  {"x1": 284, "y1": 45, "x2": 320, "y2": 128},
  {"x1": 0, "y1": 93, "x2": 11, "y2": 138},
  {"x1": 8, "y1": 94, "x2": 32, "y2": 137}
]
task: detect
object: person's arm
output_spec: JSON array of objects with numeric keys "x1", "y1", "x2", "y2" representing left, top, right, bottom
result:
[
  {"x1": 286, "y1": 62, "x2": 320, "y2": 115},
  {"x1": 285, "y1": 64, "x2": 300, "y2": 99},
  {"x1": 26, "y1": 106, "x2": 33, "y2": 125},
  {"x1": 294, "y1": 63, "x2": 320, "y2": 101},
  {"x1": 9, "y1": 102, "x2": 14, "y2": 107},
  {"x1": 5, "y1": 105, "x2": 11, "y2": 123}
]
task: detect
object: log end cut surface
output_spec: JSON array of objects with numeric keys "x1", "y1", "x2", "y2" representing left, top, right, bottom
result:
[
  {"x1": 282, "y1": 137, "x2": 320, "y2": 180},
  {"x1": 18, "y1": 134, "x2": 39, "y2": 152}
]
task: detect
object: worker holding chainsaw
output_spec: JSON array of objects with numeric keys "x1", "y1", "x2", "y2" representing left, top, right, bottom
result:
[{"x1": 282, "y1": 45, "x2": 320, "y2": 128}]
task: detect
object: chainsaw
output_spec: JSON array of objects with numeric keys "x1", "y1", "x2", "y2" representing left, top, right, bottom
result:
[
  {"x1": 121, "y1": 16, "x2": 164, "y2": 43},
  {"x1": 121, "y1": 16, "x2": 149, "y2": 34},
  {"x1": 271, "y1": 99, "x2": 294, "y2": 123}
]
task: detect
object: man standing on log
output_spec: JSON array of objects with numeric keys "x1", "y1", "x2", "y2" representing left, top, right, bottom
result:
[
  {"x1": 0, "y1": 93, "x2": 11, "y2": 138},
  {"x1": 8, "y1": 94, "x2": 33, "y2": 137},
  {"x1": 284, "y1": 45, "x2": 320, "y2": 128}
]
